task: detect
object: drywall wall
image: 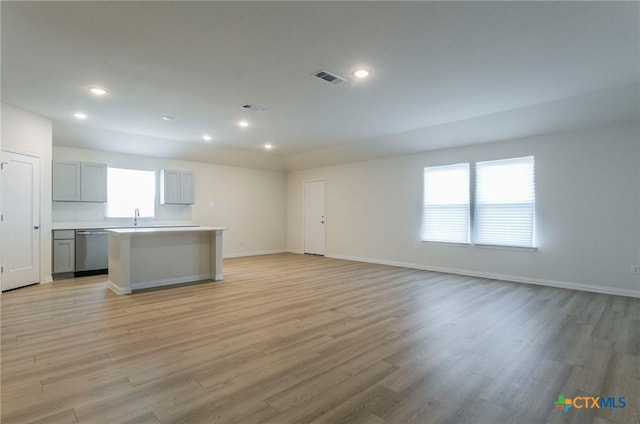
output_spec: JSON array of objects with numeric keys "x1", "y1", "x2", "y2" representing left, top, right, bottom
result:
[
  {"x1": 287, "y1": 122, "x2": 640, "y2": 296},
  {"x1": 53, "y1": 146, "x2": 287, "y2": 256},
  {"x1": 1, "y1": 103, "x2": 53, "y2": 283}
]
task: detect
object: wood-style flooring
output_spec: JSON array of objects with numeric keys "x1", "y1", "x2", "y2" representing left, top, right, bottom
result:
[{"x1": 1, "y1": 253, "x2": 639, "y2": 424}]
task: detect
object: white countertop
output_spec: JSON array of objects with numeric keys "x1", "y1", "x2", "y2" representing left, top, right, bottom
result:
[
  {"x1": 52, "y1": 221, "x2": 195, "y2": 230},
  {"x1": 107, "y1": 226, "x2": 226, "y2": 235}
]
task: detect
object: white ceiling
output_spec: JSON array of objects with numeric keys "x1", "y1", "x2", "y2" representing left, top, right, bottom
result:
[{"x1": 2, "y1": 1, "x2": 638, "y2": 170}]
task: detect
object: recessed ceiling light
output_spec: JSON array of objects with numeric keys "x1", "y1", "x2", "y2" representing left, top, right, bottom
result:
[
  {"x1": 202, "y1": 134, "x2": 212, "y2": 141},
  {"x1": 238, "y1": 120, "x2": 249, "y2": 128},
  {"x1": 353, "y1": 69, "x2": 370, "y2": 79},
  {"x1": 89, "y1": 87, "x2": 107, "y2": 96},
  {"x1": 162, "y1": 116, "x2": 174, "y2": 121},
  {"x1": 264, "y1": 143, "x2": 273, "y2": 150},
  {"x1": 74, "y1": 112, "x2": 87, "y2": 120}
]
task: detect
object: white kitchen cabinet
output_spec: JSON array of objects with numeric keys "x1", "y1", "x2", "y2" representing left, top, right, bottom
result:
[
  {"x1": 53, "y1": 160, "x2": 107, "y2": 202},
  {"x1": 160, "y1": 169, "x2": 195, "y2": 205},
  {"x1": 180, "y1": 171, "x2": 195, "y2": 204},
  {"x1": 53, "y1": 230, "x2": 75, "y2": 274},
  {"x1": 160, "y1": 169, "x2": 181, "y2": 204},
  {"x1": 52, "y1": 161, "x2": 81, "y2": 201},
  {"x1": 80, "y1": 162, "x2": 107, "y2": 202}
]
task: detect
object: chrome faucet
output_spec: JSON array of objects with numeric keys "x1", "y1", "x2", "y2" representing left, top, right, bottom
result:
[{"x1": 134, "y1": 208, "x2": 140, "y2": 226}]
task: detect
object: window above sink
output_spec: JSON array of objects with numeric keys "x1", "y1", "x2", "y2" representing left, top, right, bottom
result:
[{"x1": 106, "y1": 167, "x2": 156, "y2": 218}]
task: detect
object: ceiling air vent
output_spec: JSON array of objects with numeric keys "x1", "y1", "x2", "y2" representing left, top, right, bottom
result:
[
  {"x1": 313, "y1": 70, "x2": 346, "y2": 85},
  {"x1": 242, "y1": 103, "x2": 267, "y2": 112}
]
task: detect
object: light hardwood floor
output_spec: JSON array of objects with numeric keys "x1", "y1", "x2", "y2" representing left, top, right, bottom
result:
[{"x1": 1, "y1": 253, "x2": 639, "y2": 424}]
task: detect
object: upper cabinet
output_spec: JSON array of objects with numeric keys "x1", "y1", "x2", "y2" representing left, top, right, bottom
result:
[
  {"x1": 160, "y1": 169, "x2": 195, "y2": 205},
  {"x1": 53, "y1": 161, "x2": 107, "y2": 202},
  {"x1": 160, "y1": 169, "x2": 180, "y2": 204},
  {"x1": 52, "y1": 161, "x2": 81, "y2": 201},
  {"x1": 179, "y1": 171, "x2": 195, "y2": 204},
  {"x1": 80, "y1": 162, "x2": 107, "y2": 202}
]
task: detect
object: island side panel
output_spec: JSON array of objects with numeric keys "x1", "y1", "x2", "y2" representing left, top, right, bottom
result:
[
  {"x1": 130, "y1": 232, "x2": 211, "y2": 290},
  {"x1": 108, "y1": 233, "x2": 132, "y2": 295},
  {"x1": 211, "y1": 230, "x2": 224, "y2": 280}
]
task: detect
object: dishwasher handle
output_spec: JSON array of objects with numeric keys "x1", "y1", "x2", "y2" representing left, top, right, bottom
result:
[{"x1": 76, "y1": 231, "x2": 109, "y2": 235}]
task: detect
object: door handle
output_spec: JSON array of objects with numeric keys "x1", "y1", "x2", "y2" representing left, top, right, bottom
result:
[{"x1": 34, "y1": 225, "x2": 40, "y2": 230}]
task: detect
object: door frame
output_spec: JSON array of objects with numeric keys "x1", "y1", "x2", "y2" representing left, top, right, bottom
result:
[
  {"x1": 302, "y1": 178, "x2": 327, "y2": 255},
  {"x1": 1, "y1": 147, "x2": 43, "y2": 292}
]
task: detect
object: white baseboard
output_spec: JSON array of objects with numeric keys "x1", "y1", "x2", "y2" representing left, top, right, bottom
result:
[
  {"x1": 132, "y1": 274, "x2": 212, "y2": 291},
  {"x1": 224, "y1": 249, "x2": 287, "y2": 259},
  {"x1": 109, "y1": 273, "x2": 218, "y2": 295},
  {"x1": 108, "y1": 280, "x2": 131, "y2": 295},
  {"x1": 286, "y1": 249, "x2": 304, "y2": 255},
  {"x1": 325, "y1": 253, "x2": 640, "y2": 299},
  {"x1": 42, "y1": 276, "x2": 53, "y2": 284}
]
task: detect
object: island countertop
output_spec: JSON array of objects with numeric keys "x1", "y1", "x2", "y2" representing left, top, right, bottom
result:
[
  {"x1": 107, "y1": 226, "x2": 226, "y2": 235},
  {"x1": 52, "y1": 221, "x2": 196, "y2": 230}
]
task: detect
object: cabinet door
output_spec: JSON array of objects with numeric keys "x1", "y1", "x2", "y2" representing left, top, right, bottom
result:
[
  {"x1": 53, "y1": 239, "x2": 75, "y2": 273},
  {"x1": 160, "y1": 170, "x2": 181, "y2": 204},
  {"x1": 80, "y1": 162, "x2": 107, "y2": 202},
  {"x1": 180, "y1": 171, "x2": 195, "y2": 204},
  {"x1": 52, "y1": 161, "x2": 81, "y2": 201}
]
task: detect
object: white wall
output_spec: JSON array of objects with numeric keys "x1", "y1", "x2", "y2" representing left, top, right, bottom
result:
[
  {"x1": 1, "y1": 103, "x2": 53, "y2": 283},
  {"x1": 53, "y1": 146, "x2": 287, "y2": 256},
  {"x1": 287, "y1": 123, "x2": 640, "y2": 296},
  {"x1": 3, "y1": 101, "x2": 638, "y2": 297}
]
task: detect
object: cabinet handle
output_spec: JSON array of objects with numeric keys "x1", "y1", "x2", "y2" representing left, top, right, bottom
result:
[{"x1": 34, "y1": 225, "x2": 40, "y2": 230}]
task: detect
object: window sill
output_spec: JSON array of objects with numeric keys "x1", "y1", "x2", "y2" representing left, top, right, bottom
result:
[
  {"x1": 105, "y1": 217, "x2": 155, "y2": 220},
  {"x1": 421, "y1": 240, "x2": 471, "y2": 247},
  {"x1": 472, "y1": 244, "x2": 537, "y2": 252},
  {"x1": 421, "y1": 240, "x2": 537, "y2": 251}
]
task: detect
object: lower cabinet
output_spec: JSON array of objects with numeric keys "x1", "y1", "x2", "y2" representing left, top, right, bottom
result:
[{"x1": 53, "y1": 230, "x2": 75, "y2": 276}]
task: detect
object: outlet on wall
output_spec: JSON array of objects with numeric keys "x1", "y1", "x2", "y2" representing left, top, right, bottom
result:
[{"x1": 632, "y1": 265, "x2": 640, "y2": 276}]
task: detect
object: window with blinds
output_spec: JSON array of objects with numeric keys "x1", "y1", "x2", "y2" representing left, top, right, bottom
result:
[
  {"x1": 422, "y1": 156, "x2": 535, "y2": 248},
  {"x1": 422, "y1": 163, "x2": 470, "y2": 243},
  {"x1": 474, "y1": 156, "x2": 535, "y2": 247}
]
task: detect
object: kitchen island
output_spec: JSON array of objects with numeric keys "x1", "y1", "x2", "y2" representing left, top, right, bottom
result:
[{"x1": 107, "y1": 226, "x2": 225, "y2": 294}]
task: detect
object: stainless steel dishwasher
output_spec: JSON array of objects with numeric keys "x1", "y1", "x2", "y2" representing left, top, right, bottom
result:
[{"x1": 75, "y1": 229, "x2": 109, "y2": 274}]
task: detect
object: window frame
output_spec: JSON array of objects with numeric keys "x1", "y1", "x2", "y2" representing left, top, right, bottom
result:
[
  {"x1": 422, "y1": 156, "x2": 537, "y2": 250},
  {"x1": 421, "y1": 163, "x2": 471, "y2": 244},
  {"x1": 473, "y1": 156, "x2": 536, "y2": 248},
  {"x1": 106, "y1": 167, "x2": 157, "y2": 219}
]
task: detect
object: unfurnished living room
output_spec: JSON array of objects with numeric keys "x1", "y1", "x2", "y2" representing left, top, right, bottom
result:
[{"x1": 1, "y1": 1, "x2": 639, "y2": 424}]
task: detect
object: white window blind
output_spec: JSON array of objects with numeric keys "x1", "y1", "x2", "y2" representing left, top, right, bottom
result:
[
  {"x1": 422, "y1": 163, "x2": 470, "y2": 243},
  {"x1": 474, "y1": 156, "x2": 535, "y2": 247},
  {"x1": 106, "y1": 168, "x2": 156, "y2": 218}
]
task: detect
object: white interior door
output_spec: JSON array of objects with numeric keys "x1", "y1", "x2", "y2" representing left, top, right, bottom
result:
[
  {"x1": 304, "y1": 180, "x2": 326, "y2": 255},
  {"x1": 1, "y1": 151, "x2": 40, "y2": 291}
]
